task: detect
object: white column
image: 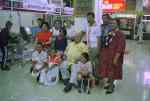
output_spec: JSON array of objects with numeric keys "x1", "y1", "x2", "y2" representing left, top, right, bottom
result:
[
  {"x1": 94, "y1": 0, "x2": 102, "y2": 25},
  {"x1": 136, "y1": 0, "x2": 143, "y2": 11}
]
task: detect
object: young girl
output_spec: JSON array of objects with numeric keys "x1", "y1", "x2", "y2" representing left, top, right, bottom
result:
[{"x1": 77, "y1": 52, "x2": 94, "y2": 94}]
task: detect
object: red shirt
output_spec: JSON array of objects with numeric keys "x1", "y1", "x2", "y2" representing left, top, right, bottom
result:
[{"x1": 36, "y1": 31, "x2": 52, "y2": 48}]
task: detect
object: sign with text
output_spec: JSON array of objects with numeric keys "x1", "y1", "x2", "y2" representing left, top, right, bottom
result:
[
  {"x1": 74, "y1": 0, "x2": 93, "y2": 16},
  {"x1": 1, "y1": 0, "x2": 55, "y2": 12},
  {"x1": 23, "y1": 0, "x2": 54, "y2": 12},
  {"x1": 102, "y1": 0, "x2": 126, "y2": 13}
]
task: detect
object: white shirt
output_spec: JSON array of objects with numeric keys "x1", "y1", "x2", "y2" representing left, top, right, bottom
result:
[
  {"x1": 50, "y1": 27, "x2": 60, "y2": 37},
  {"x1": 66, "y1": 25, "x2": 76, "y2": 38},
  {"x1": 138, "y1": 22, "x2": 143, "y2": 34},
  {"x1": 85, "y1": 23, "x2": 101, "y2": 48},
  {"x1": 78, "y1": 61, "x2": 92, "y2": 73},
  {"x1": 32, "y1": 51, "x2": 47, "y2": 70}
]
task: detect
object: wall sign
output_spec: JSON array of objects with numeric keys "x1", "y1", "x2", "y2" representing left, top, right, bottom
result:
[
  {"x1": 102, "y1": 0, "x2": 126, "y2": 13},
  {"x1": 23, "y1": 0, "x2": 53, "y2": 11}
]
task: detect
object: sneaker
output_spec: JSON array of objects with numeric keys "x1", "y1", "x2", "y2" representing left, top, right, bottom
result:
[
  {"x1": 78, "y1": 89, "x2": 82, "y2": 93},
  {"x1": 63, "y1": 83, "x2": 72, "y2": 93}
]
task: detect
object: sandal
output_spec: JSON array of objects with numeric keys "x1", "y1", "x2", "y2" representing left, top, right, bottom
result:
[{"x1": 105, "y1": 85, "x2": 114, "y2": 94}]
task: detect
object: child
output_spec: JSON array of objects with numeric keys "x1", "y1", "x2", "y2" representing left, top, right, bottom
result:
[
  {"x1": 31, "y1": 42, "x2": 47, "y2": 79},
  {"x1": 77, "y1": 52, "x2": 94, "y2": 94},
  {"x1": 39, "y1": 50, "x2": 61, "y2": 86},
  {"x1": 55, "y1": 28, "x2": 67, "y2": 52}
]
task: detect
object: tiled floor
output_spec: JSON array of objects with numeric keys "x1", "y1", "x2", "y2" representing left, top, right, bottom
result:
[{"x1": 0, "y1": 40, "x2": 150, "y2": 101}]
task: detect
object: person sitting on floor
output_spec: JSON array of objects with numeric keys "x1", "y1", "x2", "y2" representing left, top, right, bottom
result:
[
  {"x1": 31, "y1": 42, "x2": 48, "y2": 79},
  {"x1": 39, "y1": 50, "x2": 61, "y2": 86}
]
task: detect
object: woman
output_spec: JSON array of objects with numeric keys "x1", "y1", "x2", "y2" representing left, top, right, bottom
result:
[
  {"x1": 99, "y1": 19, "x2": 126, "y2": 94},
  {"x1": 36, "y1": 22, "x2": 52, "y2": 49}
]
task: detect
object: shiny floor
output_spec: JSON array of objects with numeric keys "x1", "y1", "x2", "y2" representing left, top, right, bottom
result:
[{"x1": 0, "y1": 40, "x2": 150, "y2": 101}]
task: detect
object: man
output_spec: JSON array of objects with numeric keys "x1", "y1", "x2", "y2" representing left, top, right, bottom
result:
[
  {"x1": 101, "y1": 14, "x2": 113, "y2": 48},
  {"x1": 51, "y1": 20, "x2": 61, "y2": 37},
  {"x1": 31, "y1": 18, "x2": 43, "y2": 40},
  {"x1": 64, "y1": 20, "x2": 76, "y2": 40},
  {"x1": 63, "y1": 32, "x2": 88, "y2": 93},
  {"x1": 84, "y1": 12, "x2": 101, "y2": 74},
  {"x1": 0, "y1": 21, "x2": 13, "y2": 71}
]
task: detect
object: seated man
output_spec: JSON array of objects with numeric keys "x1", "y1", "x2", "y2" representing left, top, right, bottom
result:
[
  {"x1": 63, "y1": 33, "x2": 88, "y2": 93},
  {"x1": 31, "y1": 42, "x2": 47, "y2": 80}
]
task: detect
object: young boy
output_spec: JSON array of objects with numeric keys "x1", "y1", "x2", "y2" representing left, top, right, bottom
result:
[
  {"x1": 31, "y1": 42, "x2": 47, "y2": 79},
  {"x1": 39, "y1": 50, "x2": 61, "y2": 86}
]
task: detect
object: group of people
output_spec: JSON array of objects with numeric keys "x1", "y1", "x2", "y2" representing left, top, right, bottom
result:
[
  {"x1": 0, "y1": 12, "x2": 126, "y2": 95},
  {"x1": 30, "y1": 12, "x2": 126, "y2": 94}
]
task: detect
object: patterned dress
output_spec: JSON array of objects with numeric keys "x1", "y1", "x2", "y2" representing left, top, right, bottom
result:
[{"x1": 99, "y1": 30, "x2": 126, "y2": 80}]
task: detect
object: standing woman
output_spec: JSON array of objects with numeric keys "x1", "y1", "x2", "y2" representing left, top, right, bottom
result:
[
  {"x1": 99, "y1": 19, "x2": 126, "y2": 94},
  {"x1": 36, "y1": 22, "x2": 52, "y2": 50}
]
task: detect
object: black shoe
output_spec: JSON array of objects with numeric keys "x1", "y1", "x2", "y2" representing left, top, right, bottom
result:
[
  {"x1": 87, "y1": 90, "x2": 91, "y2": 94},
  {"x1": 63, "y1": 79, "x2": 69, "y2": 86},
  {"x1": 1, "y1": 65, "x2": 10, "y2": 71},
  {"x1": 63, "y1": 83, "x2": 72, "y2": 93},
  {"x1": 78, "y1": 89, "x2": 82, "y2": 93},
  {"x1": 105, "y1": 89, "x2": 114, "y2": 94},
  {"x1": 105, "y1": 86, "x2": 114, "y2": 94},
  {"x1": 36, "y1": 74, "x2": 40, "y2": 82}
]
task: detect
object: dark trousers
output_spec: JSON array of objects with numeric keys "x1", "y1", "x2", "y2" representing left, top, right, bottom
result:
[{"x1": 0, "y1": 46, "x2": 8, "y2": 67}]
